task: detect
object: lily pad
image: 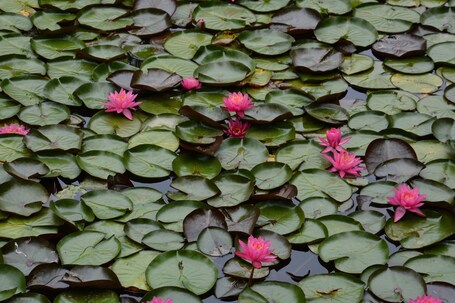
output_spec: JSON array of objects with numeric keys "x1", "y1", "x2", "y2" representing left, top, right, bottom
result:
[
  {"x1": 145, "y1": 250, "x2": 218, "y2": 295},
  {"x1": 314, "y1": 16, "x2": 378, "y2": 47},
  {"x1": 319, "y1": 231, "x2": 389, "y2": 273}
]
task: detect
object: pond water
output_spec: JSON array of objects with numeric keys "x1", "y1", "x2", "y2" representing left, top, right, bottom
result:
[{"x1": 1, "y1": 0, "x2": 455, "y2": 303}]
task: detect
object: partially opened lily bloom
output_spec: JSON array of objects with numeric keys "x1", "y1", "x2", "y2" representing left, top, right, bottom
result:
[
  {"x1": 319, "y1": 128, "x2": 350, "y2": 153},
  {"x1": 145, "y1": 296, "x2": 172, "y2": 303},
  {"x1": 0, "y1": 123, "x2": 30, "y2": 135},
  {"x1": 225, "y1": 118, "x2": 250, "y2": 138},
  {"x1": 409, "y1": 294, "x2": 442, "y2": 303},
  {"x1": 323, "y1": 150, "x2": 363, "y2": 178},
  {"x1": 181, "y1": 77, "x2": 202, "y2": 90},
  {"x1": 235, "y1": 235, "x2": 277, "y2": 269},
  {"x1": 103, "y1": 88, "x2": 141, "y2": 120},
  {"x1": 222, "y1": 92, "x2": 254, "y2": 117},
  {"x1": 387, "y1": 183, "x2": 427, "y2": 222}
]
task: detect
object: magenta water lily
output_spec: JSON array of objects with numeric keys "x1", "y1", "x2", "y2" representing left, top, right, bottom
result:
[
  {"x1": 144, "y1": 297, "x2": 172, "y2": 303},
  {"x1": 235, "y1": 235, "x2": 277, "y2": 269},
  {"x1": 387, "y1": 183, "x2": 427, "y2": 222},
  {"x1": 103, "y1": 88, "x2": 141, "y2": 120},
  {"x1": 222, "y1": 92, "x2": 254, "y2": 117},
  {"x1": 409, "y1": 294, "x2": 442, "y2": 303},
  {"x1": 181, "y1": 78, "x2": 202, "y2": 90},
  {"x1": 0, "y1": 123, "x2": 30, "y2": 135},
  {"x1": 323, "y1": 150, "x2": 363, "y2": 178},
  {"x1": 319, "y1": 128, "x2": 350, "y2": 153},
  {"x1": 224, "y1": 118, "x2": 250, "y2": 138}
]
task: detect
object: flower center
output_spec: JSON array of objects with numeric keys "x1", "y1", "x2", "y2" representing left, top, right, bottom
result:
[
  {"x1": 252, "y1": 243, "x2": 263, "y2": 250},
  {"x1": 232, "y1": 96, "x2": 243, "y2": 102},
  {"x1": 403, "y1": 193, "x2": 415, "y2": 202}
]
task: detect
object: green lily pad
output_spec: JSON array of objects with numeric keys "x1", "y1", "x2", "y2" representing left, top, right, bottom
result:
[
  {"x1": 50, "y1": 198, "x2": 94, "y2": 223},
  {"x1": 319, "y1": 231, "x2": 389, "y2": 273},
  {"x1": 385, "y1": 210, "x2": 455, "y2": 249},
  {"x1": 142, "y1": 229, "x2": 185, "y2": 251},
  {"x1": 0, "y1": 55, "x2": 46, "y2": 79},
  {"x1": 3, "y1": 157, "x2": 49, "y2": 181},
  {"x1": 141, "y1": 55, "x2": 199, "y2": 78},
  {"x1": 339, "y1": 54, "x2": 374, "y2": 75},
  {"x1": 314, "y1": 16, "x2": 378, "y2": 47},
  {"x1": 368, "y1": 266, "x2": 426, "y2": 302},
  {"x1": 207, "y1": 174, "x2": 254, "y2": 207},
  {"x1": 129, "y1": 8, "x2": 171, "y2": 36},
  {"x1": 215, "y1": 138, "x2": 269, "y2": 170},
  {"x1": 76, "y1": 151, "x2": 126, "y2": 180},
  {"x1": 197, "y1": 227, "x2": 232, "y2": 257},
  {"x1": 57, "y1": 231, "x2": 120, "y2": 265},
  {"x1": 163, "y1": 30, "x2": 213, "y2": 60},
  {"x1": 343, "y1": 61, "x2": 395, "y2": 90},
  {"x1": 238, "y1": 29, "x2": 295, "y2": 56},
  {"x1": 77, "y1": 7, "x2": 133, "y2": 31},
  {"x1": 287, "y1": 218, "x2": 328, "y2": 244},
  {"x1": 419, "y1": 160, "x2": 455, "y2": 189},
  {"x1": 54, "y1": 289, "x2": 119, "y2": 303},
  {"x1": 112, "y1": 250, "x2": 159, "y2": 290},
  {"x1": 222, "y1": 258, "x2": 270, "y2": 279},
  {"x1": 384, "y1": 57, "x2": 434, "y2": 74},
  {"x1": 0, "y1": 264, "x2": 26, "y2": 302},
  {"x1": 146, "y1": 250, "x2": 218, "y2": 295},
  {"x1": 290, "y1": 169, "x2": 353, "y2": 202},
  {"x1": 296, "y1": 0, "x2": 352, "y2": 15},
  {"x1": 256, "y1": 200, "x2": 305, "y2": 235},
  {"x1": 192, "y1": 3, "x2": 256, "y2": 31},
  {"x1": 81, "y1": 190, "x2": 132, "y2": 220},
  {"x1": 405, "y1": 255, "x2": 455, "y2": 285},
  {"x1": 31, "y1": 37, "x2": 84, "y2": 60},
  {"x1": 175, "y1": 120, "x2": 223, "y2": 144},
  {"x1": 31, "y1": 11, "x2": 76, "y2": 31},
  {"x1": 428, "y1": 42, "x2": 455, "y2": 66},
  {"x1": 18, "y1": 102, "x2": 70, "y2": 126},
  {"x1": 391, "y1": 73, "x2": 442, "y2": 94},
  {"x1": 251, "y1": 162, "x2": 293, "y2": 190},
  {"x1": 353, "y1": 4, "x2": 420, "y2": 33},
  {"x1": 239, "y1": 281, "x2": 305, "y2": 303},
  {"x1": 0, "y1": 179, "x2": 47, "y2": 216},
  {"x1": 299, "y1": 273, "x2": 364, "y2": 303},
  {"x1": 0, "y1": 209, "x2": 62, "y2": 239},
  {"x1": 298, "y1": 197, "x2": 338, "y2": 219},
  {"x1": 125, "y1": 144, "x2": 175, "y2": 179},
  {"x1": 421, "y1": 6, "x2": 455, "y2": 34},
  {"x1": 168, "y1": 176, "x2": 220, "y2": 201}
]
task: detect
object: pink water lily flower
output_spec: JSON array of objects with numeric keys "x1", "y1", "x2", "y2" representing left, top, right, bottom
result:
[
  {"x1": 235, "y1": 235, "x2": 277, "y2": 269},
  {"x1": 0, "y1": 123, "x2": 30, "y2": 135},
  {"x1": 145, "y1": 296, "x2": 172, "y2": 303},
  {"x1": 387, "y1": 183, "x2": 427, "y2": 222},
  {"x1": 181, "y1": 77, "x2": 202, "y2": 90},
  {"x1": 409, "y1": 294, "x2": 442, "y2": 303},
  {"x1": 103, "y1": 88, "x2": 141, "y2": 120},
  {"x1": 225, "y1": 118, "x2": 250, "y2": 138},
  {"x1": 323, "y1": 150, "x2": 363, "y2": 178},
  {"x1": 319, "y1": 128, "x2": 350, "y2": 153},
  {"x1": 222, "y1": 92, "x2": 254, "y2": 117}
]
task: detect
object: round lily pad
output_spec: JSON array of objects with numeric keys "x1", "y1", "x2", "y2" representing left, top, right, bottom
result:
[
  {"x1": 314, "y1": 16, "x2": 378, "y2": 47},
  {"x1": 368, "y1": 266, "x2": 426, "y2": 302},
  {"x1": 319, "y1": 231, "x2": 389, "y2": 273},
  {"x1": 57, "y1": 231, "x2": 120, "y2": 266},
  {"x1": 192, "y1": 3, "x2": 256, "y2": 31},
  {"x1": 146, "y1": 250, "x2": 218, "y2": 295},
  {"x1": 299, "y1": 273, "x2": 364, "y2": 303},
  {"x1": 238, "y1": 29, "x2": 295, "y2": 56},
  {"x1": 238, "y1": 281, "x2": 305, "y2": 303}
]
